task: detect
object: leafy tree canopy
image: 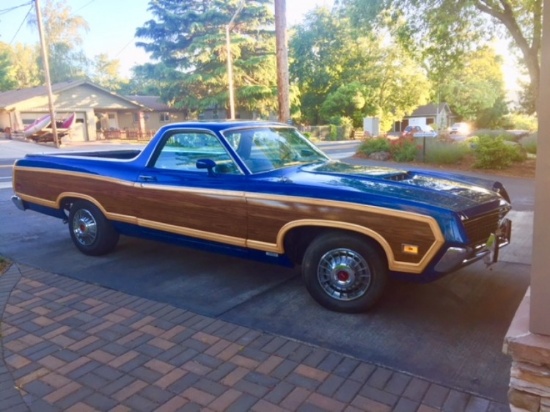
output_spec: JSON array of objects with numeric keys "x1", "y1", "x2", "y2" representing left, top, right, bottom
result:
[
  {"x1": 135, "y1": 0, "x2": 277, "y2": 117},
  {"x1": 290, "y1": 7, "x2": 430, "y2": 130},
  {"x1": 342, "y1": 0, "x2": 542, "y2": 114},
  {"x1": 89, "y1": 54, "x2": 124, "y2": 92},
  {"x1": 440, "y1": 46, "x2": 508, "y2": 126},
  {"x1": 28, "y1": 0, "x2": 90, "y2": 83},
  {"x1": 0, "y1": 42, "x2": 16, "y2": 92}
]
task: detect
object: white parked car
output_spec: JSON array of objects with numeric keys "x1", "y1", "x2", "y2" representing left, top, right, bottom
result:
[
  {"x1": 401, "y1": 125, "x2": 438, "y2": 139},
  {"x1": 449, "y1": 122, "x2": 470, "y2": 135}
]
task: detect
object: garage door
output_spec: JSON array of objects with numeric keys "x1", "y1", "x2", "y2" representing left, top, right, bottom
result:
[{"x1": 66, "y1": 112, "x2": 87, "y2": 142}]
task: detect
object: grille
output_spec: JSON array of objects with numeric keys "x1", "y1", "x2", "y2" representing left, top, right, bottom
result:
[{"x1": 463, "y1": 211, "x2": 500, "y2": 247}]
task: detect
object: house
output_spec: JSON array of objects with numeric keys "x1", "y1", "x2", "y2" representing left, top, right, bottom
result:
[
  {"x1": 394, "y1": 103, "x2": 454, "y2": 133},
  {"x1": 0, "y1": 80, "x2": 187, "y2": 142}
]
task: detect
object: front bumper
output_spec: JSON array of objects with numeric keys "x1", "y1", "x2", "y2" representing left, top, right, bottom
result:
[{"x1": 434, "y1": 217, "x2": 512, "y2": 273}]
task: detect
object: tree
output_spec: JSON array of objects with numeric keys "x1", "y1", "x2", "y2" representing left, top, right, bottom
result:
[
  {"x1": 9, "y1": 44, "x2": 41, "y2": 88},
  {"x1": 344, "y1": 0, "x2": 542, "y2": 113},
  {"x1": 135, "y1": 0, "x2": 277, "y2": 117},
  {"x1": 28, "y1": 0, "x2": 90, "y2": 83},
  {"x1": 90, "y1": 54, "x2": 124, "y2": 91},
  {"x1": 439, "y1": 46, "x2": 508, "y2": 127},
  {"x1": 289, "y1": 7, "x2": 361, "y2": 124},
  {"x1": 0, "y1": 43, "x2": 16, "y2": 92},
  {"x1": 290, "y1": 7, "x2": 430, "y2": 130}
]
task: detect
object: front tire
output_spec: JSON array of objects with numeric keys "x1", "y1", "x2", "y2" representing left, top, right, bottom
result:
[
  {"x1": 302, "y1": 232, "x2": 387, "y2": 313},
  {"x1": 68, "y1": 200, "x2": 119, "y2": 256}
]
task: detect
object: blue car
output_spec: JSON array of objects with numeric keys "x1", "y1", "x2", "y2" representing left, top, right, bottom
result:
[{"x1": 12, "y1": 121, "x2": 511, "y2": 312}]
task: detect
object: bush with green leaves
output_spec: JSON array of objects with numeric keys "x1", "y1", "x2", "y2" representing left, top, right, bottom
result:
[
  {"x1": 474, "y1": 129, "x2": 517, "y2": 141},
  {"x1": 424, "y1": 141, "x2": 470, "y2": 164},
  {"x1": 520, "y1": 132, "x2": 537, "y2": 154},
  {"x1": 357, "y1": 137, "x2": 391, "y2": 156},
  {"x1": 390, "y1": 137, "x2": 419, "y2": 162},
  {"x1": 501, "y1": 113, "x2": 538, "y2": 131},
  {"x1": 472, "y1": 135, "x2": 526, "y2": 169}
]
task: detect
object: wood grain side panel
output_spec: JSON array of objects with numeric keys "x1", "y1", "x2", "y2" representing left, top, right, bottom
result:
[
  {"x1": 135, "y1": 185, "x2": 247, "y2": 238},
  {"x1": 246, "y1": 197, "x2": 436, "y2": 264},
  {"x1": 14, "y1": 168, "x2": 247, "y2": 239}
]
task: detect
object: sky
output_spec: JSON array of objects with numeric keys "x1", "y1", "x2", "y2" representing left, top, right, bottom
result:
[
  {"x1": 0, "y1": 0, "x2": 333, "y2": 76},
  {"x1": 0, "y1": 0, "x2": 522, "y2": 100}
]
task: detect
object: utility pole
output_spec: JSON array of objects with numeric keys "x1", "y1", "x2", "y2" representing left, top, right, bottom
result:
[
  {"x1": 35, "y1": 0, "x2": 59, "y2": 148},
  {"x1": 226, "y1": 1, "x2": 245, "y2": 120},
  {"x1": 274, "y1": 0, "x2": 290, "y2": 123}
]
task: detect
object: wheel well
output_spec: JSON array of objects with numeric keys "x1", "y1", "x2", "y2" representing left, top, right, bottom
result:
[
  {"x1": 283, "y1": 226, "x2": 388, "y2": 267},
  {"x1": 60, "y1": 196, "x2": 78, "y2": 213}
]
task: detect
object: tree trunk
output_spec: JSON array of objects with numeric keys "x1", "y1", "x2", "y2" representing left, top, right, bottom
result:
[{"x1": 474, "y1": 0, "x2": 541, "y2": 112}]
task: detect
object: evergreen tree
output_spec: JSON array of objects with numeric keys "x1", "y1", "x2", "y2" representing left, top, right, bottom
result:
[{"x1": 135, "y1": 0, "x2": 277, "y2": 117}]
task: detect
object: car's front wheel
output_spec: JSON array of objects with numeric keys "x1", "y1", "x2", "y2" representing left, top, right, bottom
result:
[
  {"x1": 302, "y1": 232, "x2": 387, "y2": 313},
  {"x1": 68, "y1": 200, "x2": 119, "y2": 256}
]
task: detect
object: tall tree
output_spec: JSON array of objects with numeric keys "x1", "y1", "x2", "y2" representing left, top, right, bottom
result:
[
  {"x1": 9, "y1": 44, "x2": 41, "y2": 88},
  {"x1": 90, "y1": 54, "x2": 124, "y2": 91},
  {"x1": 290, "y1": 7, "x2": 430, "y2": 130},
  {"x1": 440, "y1": 46, "x2": 508, "y2": 126},
  {"x1": 28, "y1": 0, "x2": 90, "y2": 83},
  {"x1": 0, "y1": 43, "x2": 16, "y2": 92},
  {"x1": 135, "y1": 0, "x2": 277, "y2": 117},
  {"x1": 344, "y1": 0, "x2": 542, "y2": 113}
]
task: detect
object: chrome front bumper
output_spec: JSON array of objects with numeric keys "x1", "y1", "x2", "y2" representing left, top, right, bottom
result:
[{"x1": 434, "y1": 218, "x2": 512, "y2": 273}]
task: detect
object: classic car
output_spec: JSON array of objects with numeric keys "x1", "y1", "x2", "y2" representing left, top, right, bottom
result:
[{"x1": 11, "y1": 121, "x2": 512, "y2": 313}]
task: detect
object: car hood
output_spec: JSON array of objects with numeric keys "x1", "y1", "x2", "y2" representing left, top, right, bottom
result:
[{"x1": 295, "y1": 161, "x2": 505, "y2": 214}]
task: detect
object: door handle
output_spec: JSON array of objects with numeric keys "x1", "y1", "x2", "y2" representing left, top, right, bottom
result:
[{"x1": 138, "y1": 175, "x2": 157, "y2": 182}]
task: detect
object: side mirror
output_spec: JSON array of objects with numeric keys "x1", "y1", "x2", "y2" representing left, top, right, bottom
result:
[{"x1": 196, "y1": 158, "x2": 216, "y2": 176}]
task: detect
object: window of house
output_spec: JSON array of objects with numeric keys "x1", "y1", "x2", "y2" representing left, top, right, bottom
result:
[
  {"x1": 133, "y1": 113, "x2": 139, "y2": 123},
  {"x1": 160, "y1": 112, "x2": 170, "y2": 122},
  {"x1": 108, "y1": 113, "x2": 115, "y2": 119}
]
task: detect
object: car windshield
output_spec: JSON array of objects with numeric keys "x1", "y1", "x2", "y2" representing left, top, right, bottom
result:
[{"x1": 224, "y1": 127, "x2": 329, "y2": 173}]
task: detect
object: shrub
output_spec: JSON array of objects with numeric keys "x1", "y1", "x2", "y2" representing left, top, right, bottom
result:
[
  {"x1": 424, "y1": 141, "x2": 470, "y2": 165},
  {"x1": 474, "y1": 129, "x2": 517, "y2": 141},
  {"x1": 472, "y1": 135, "x2": 526, "y2": 169},
  {"x1": 390, "y1": 137, "x2": 418, "y2": 162},
  {"x1": 357, "y1": 137, "x2": 391, "y2": 156},
  {"x1": 501, "y1": 113, "x2": 538, "y2": 131},
  {"x1": 520, "y1": 132, "x2": 537, "y2": 155}
]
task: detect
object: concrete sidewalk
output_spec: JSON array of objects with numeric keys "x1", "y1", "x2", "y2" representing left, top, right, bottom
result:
[{"x1": 0, "y1": 264, "x2": 509, "y2": 412}]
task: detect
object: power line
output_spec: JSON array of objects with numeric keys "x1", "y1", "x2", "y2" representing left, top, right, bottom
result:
[
  {"x1": 75, "y1": 0, "x2": 96, "y2": 13},
  {"x1": 9, "y1": 2, "x2": 34, "y2": 45},
  {"x1": 0, "y1": 1, "x2": 33, "y2": 16},
  {"x1": 114, "y1": 38, "x2": 135, "y2": 58}
]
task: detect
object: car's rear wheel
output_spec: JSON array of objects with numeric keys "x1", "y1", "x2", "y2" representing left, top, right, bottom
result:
[
  {"x1": 68, "y1": 200, "x2": 119, "y2": 256},
  {"x1": 302, "y1": 232, "x2": 387, "y2": 313}
]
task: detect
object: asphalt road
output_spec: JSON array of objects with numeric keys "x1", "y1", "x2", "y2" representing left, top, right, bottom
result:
[{"x1": 0, "y1": 139, "x2": 534, "y2": 402}]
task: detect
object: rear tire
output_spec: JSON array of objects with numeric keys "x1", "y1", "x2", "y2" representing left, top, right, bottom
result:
[
  {"x1": 68, "y1": 200, "x2": 119, "y2": 256},
  {"x1": 302, "y1": 232, "x2": 387, "y2": 313}
]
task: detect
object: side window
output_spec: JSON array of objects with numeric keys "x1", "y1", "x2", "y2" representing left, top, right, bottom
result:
[{"x1": 153, "y1": 132, "x2": 241, "y2": 174}]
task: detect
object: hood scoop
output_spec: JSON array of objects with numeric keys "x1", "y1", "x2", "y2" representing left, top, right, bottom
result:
[{"x1": 303, "y1": 161, "x2": 412, "y2": 181}]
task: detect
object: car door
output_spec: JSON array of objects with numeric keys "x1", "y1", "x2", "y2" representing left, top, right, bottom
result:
[{"x1": 133, "y1": 129, "x2": 248, "y2": 248}]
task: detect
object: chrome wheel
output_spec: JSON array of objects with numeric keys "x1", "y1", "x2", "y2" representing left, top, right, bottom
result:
[
  {"x1": 317, "y1": 248, "x2": 372, "y2": 301},
  {"x1": 72, "y1": 209, "x2": 98, "y2": 246}
]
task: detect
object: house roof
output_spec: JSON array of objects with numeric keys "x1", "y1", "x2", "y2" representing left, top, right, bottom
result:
[
  {"x1": 126, "y1": 95, "x2": 172, "y2": 111},
  {"x1": 408, "y1": 103, "x2": 452, "y2": 118},
  {"x1": 0, "y1": 80, "x2": 149, "y2": 110}
]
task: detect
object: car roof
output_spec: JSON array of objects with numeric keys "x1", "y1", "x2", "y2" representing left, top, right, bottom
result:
[{"x1": 162, "y1": 120, "x2": 290, "y2": 133}]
